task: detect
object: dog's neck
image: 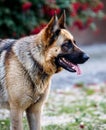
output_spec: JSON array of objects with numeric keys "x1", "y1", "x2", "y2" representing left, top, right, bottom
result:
[{"x1": 13, "y1": 35, "x2": 51, "y2": 94}]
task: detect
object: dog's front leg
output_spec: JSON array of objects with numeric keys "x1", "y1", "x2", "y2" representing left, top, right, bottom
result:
[
  {"x1": 26, "y1": 86, "x2": 50, "y2": 130},
  {"x1": 26, "y1": 104, "x2": 42, "y2": 130},
  {"x1": 10, "y1": 105, "x2": 23, "y2": 130},
  {"x1": 26, "y1": 93, "x2": 49, "y2": 130}
]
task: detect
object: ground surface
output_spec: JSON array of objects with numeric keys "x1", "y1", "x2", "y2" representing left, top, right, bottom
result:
[{"x1": 42, "y1": 83, "x2": 106, "y2": 130}]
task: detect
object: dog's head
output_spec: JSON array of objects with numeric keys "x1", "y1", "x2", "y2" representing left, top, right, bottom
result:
[{"x1": 41, "y1": 12, "x2": 89, "y2": 75}]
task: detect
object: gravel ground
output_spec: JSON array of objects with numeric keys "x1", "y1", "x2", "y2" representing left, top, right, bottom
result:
[
  {"x1": 42, "y1": 82, "x2": 106, "y2": 127},
  {"x1": 51, "y1": 44, "x2": 106, "y2": 89}
]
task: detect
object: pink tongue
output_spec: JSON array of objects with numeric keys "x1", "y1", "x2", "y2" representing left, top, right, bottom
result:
[{"x1": 73, "y1": 64, "x2": 82, "y2": 75}]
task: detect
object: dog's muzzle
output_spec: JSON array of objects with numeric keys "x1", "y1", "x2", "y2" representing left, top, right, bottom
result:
[{"x1": 55, "y1": 52, "x2": 89, "y2": 75}]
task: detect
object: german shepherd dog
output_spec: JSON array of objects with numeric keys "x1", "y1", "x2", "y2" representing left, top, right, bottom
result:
[{"x1": 0, "y1": 13, "x2": 89, "y2": 130}]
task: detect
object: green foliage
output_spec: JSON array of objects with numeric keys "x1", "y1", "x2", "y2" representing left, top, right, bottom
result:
[
  {"x1": 0, "y1": 119, "x2": 10, "y2": 130},
  {"x1": 0, "y1": 0, "x2": 105, "y2": 38}
]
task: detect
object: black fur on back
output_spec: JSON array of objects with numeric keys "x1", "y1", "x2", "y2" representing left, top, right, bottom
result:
[{"x1": 0, "y1": 39, "x2": 16, "y2": 54}]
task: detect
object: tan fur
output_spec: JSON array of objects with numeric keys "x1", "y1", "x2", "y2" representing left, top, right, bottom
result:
[{"x1": 0, "y1": 13, "x2": 88, "y2": 130}]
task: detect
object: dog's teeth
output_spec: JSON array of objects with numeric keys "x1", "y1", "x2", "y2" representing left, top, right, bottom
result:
[
  {"x1": 62, "y1": 58, "x2": 66, "y2": 63},
  {"x1": 62, "y1": 58, "x2": 71, "y2": 65},
  {"x1": 72, "y1": 66, "x2": 75, "y2": 69},
  {"x1": 62, "y1": 58, "x2": 65, "y2": 61}
]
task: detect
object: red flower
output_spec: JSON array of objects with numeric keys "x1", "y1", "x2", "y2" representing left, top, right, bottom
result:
[
  {"x1": 31, "y1": 24, "x2": 47, "y2": 35},
  {"x1": 72, "y1": 2, "x2": 81, "y2": 12},
  {"x1": 81, "y1": 3, "x2": 89, "y2": 10},
  {"x1": 92, "y1": 2, "x2": 104, "y2": 13},
  {"x1": 31, "y1": 27, "x2": 41, "y2": 34},
  {"x1": 55, "y1": 8, "x2": 61, "y2": 15},
  {"x1": 22, "y1": 2, "x2": 32, "y2": 11},
  {"x1": 74, "y1": 20, "x2": 84, "y2": 30},
  {"x1": 70, "y1": 11, "x2": 77, "y2": 17},
  {"x1": 40, "y1": 23, "x2": 47, "y2": 29},
  {"x1": 43, "y1": 6, "x2": 61, "y2": 16},
  {"x1": 49, "y1": 9, "x2": 55, "y2": 16},
  {"x1": 71, "y1": 2, "x2": 88, "y2": 17},
  {"x1": 97, "y1": 2, "x2": 104, "y2": 10},
  {"x1": 86, "y1": 17, "x2": 94, "y2": 27}
]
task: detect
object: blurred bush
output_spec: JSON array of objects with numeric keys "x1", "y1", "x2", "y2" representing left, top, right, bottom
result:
[{"x1": 0, "y1": 0, "x2": 105, "y2": 38}]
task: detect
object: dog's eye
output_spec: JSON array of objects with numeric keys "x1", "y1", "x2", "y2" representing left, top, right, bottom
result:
[{"x1": 61, "y1": 41, "x2": 73, "y2": 52}]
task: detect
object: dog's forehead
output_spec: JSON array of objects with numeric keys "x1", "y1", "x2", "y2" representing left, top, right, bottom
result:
[
  {"x1": 61, "y1": 29, "x2": 74, "y2": 40},
  {"x1": 56, "y1": 29, "x2": 74, "y2": 46}
]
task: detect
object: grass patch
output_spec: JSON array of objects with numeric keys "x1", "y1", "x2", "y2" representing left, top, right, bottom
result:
[
  {"x1": 43, "y1": 121, "x2": 106, "y2": 130},
  {"x1": 0, "y1": 118, "x2": 29, "y2": 130},
  {"x1": 0, "y1": 119, "x2": 10, "y2": 130},
  {"x1": 43, "y1": 123, "x2": 80, "y2": 130},
  {"x1": 0, "y1": 83, "x2": 106, "y2": 130}
]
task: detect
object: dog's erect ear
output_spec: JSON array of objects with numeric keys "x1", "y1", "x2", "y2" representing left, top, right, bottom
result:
[
  {"x1": 58, "y1": 11, "x2": 66, "y2": 28},
  {"x1": 46, "y1": 14, "x2": 59, "y2": 33},
  {"x1": 44, "y1": 14, "x2": 61, "y2": 45}
]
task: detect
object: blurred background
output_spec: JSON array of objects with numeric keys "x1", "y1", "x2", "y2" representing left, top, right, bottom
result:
[
  {"x1": 0, "y1": 0, "x2": 106, "y2": 129},
  {"x1": 0, "y1": 0, "x2": 106, "y2": 88}
]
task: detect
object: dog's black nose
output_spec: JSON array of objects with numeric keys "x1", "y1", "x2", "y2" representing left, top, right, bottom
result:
[{"x1": 82, "y1": 53, "x2": 89, "y2": 62}]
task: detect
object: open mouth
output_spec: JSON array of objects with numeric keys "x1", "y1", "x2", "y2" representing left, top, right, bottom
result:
[{"x1": 58, "y1": 57, "x2": 81, "y2": 75}]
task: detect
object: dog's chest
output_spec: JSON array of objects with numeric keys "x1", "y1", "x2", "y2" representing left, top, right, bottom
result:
[{"x1": 19, "y1": 84, "x2": 50, "y2": 109}]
